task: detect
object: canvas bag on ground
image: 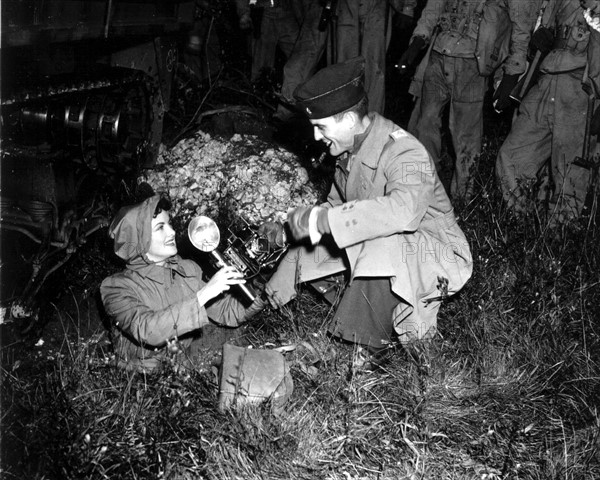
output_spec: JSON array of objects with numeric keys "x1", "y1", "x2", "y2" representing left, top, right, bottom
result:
[
  {"x1": 475, "y1": 0, "x2": 512, "y2": 76},
  {"x1": 218, "y1": 343, "x2": 293, "y2": 413}
]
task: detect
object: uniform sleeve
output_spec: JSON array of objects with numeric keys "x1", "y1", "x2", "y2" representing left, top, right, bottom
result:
[
  {"x1": 412, "y1": 0, "x2": 445, "y2": 42},
  {"x1": 327, "y1": 138, "x2": 435, "y2": 249},
  {"x1": 205, "y1": 292, "x2": 248, "y2": 327},
  {"x1": 100, "y1": 274, "x2": 209, "y2": 348},
  {"x1": 587, "y1": 20, "x2": 600, "y2": 98},
  {"x1": 504, "y1": 0, "x2": 538, "y2": 75}
]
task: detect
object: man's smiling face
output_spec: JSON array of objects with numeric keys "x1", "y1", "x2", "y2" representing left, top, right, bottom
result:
[{"x1": 310, "y1": 114, "x2": 355, "y2": 157}]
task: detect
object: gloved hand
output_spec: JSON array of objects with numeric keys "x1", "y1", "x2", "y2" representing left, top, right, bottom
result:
[
  {"x1": 591, "y1": 104, "x2": 600, "y2": 137},
  {"x1": 529, "y1": 27, "x2": 554, "y2": 56},
  {"x1": 287, "y1": 206, "x2": 313, "y2": 241},
  {"x1": 493, "y1": 73, "x2": 520, "y2": 112},
  {"x1": 239, "y1": 12, "x2": 252, "y2": 31},
  {"x1": 258, "y1": 221, "x2": 285, "y2": 250},
  {"x1": 395, "y1": 36, "x2": 426, "y2": 72}
]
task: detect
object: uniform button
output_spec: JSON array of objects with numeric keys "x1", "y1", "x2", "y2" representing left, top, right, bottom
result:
[
  {"x1": 352, "y1": 219, "x2": 358, "y2": 225},
  {"x1": 345, "y1": 221, "x2": 350, "y2": 227}
]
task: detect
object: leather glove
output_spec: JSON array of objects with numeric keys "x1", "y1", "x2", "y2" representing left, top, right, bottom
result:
[
  {"x1": 287, "y1": 206, "x2": 312, "y2": 241},
  {"x1": 591, "y1": 104, "x2": 600, "y2": 137},
  {"x1": 395, "y1": 36, "x2": 426, "y2": 72},
  {"x1": 529, "y1": 27, "x2": 554, "y2": 56},
  {"x1": 493, "y1": 73, "x2": 520, "y2": 112},
  {"x1": 258, "y1": 221, "x2": 285, "y2": 250}
]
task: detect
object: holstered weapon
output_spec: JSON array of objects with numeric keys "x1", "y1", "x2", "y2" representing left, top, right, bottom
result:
[{"x1": 510, "y1": 0, "x2": 560, "y2": 104}]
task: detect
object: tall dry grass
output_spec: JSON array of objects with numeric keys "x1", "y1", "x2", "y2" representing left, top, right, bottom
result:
[{"x1": 2, "y1": 134, "x2": 600, "y2": 479}]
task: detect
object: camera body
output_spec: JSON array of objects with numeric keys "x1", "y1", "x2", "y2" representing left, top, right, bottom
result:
[{"x1": 220, "y1": 218, "x2": 287, "y2": 282}]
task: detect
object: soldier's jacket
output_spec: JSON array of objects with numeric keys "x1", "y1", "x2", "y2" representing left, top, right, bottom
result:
[
  {"x1": 412, "y1": 0, "x2": 535, "y2": 74},
  {"x1": 539, "y1": 0, "x2": 600, "y2": 92},
  {"x1": 322, "y1": 113, "x2": 473, "y2": 325}
]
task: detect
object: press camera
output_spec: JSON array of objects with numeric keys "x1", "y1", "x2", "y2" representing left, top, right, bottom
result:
[{"x1": 188, "y1": 216, "x2": 287, "y2": 302}]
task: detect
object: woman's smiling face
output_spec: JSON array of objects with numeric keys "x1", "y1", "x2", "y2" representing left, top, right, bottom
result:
[
  {"x1": 310, "y1": 114, "x2": 355, "y2": 157},
  {"x1": 146, "y1": 210, "x2": 177, "y2": 264}
]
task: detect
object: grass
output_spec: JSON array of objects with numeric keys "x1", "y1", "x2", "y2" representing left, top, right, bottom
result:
[{"x1": 2, "y1": 121, "x2": 600, "y2": 479}]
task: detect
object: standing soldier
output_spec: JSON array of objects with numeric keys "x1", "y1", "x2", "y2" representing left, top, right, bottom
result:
[
  {"x1": 495, "y1": 0, "x2": 600, "y2": 224},
  {"x1": 234, "y1": 0, "x2": 300, "y2": 82},
  {"x1": 274, "y1": 0, "x2": 330, "y2": 122},
  {"x1": 334, "y1": 0, "x2": 418, "y2": 115},
  {"x1": 398, "y1": 0, "x2": 534, "y2": 201}
]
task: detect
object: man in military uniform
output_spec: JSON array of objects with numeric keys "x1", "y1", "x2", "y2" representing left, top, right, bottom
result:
[
  {"x1": 235, "y1": 0, "x2": 300, "y2": 82},
  {"x1": 495, "y1": 0, "x2": 600, "y2": 223},
  {"x1": 333, "y1": 0, "x2": 418, "y2": 115},
  {"x1": 399, "y1": 0, "x2": 534, "y2": 200},
  {"x1": 274, "y1": 0, "x2": 330, "y2": 122},
  {"x1": 262, "y1": 57, "x2": 473, "y2": 363}
]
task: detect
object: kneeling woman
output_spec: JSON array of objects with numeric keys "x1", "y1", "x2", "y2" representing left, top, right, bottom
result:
[{"x1": 101, "y1": 194, "x2": 258, "y2": 372}]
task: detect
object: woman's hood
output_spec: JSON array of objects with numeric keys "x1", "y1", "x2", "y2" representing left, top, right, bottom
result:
[{"x1": 108, "y1": 195, "x2": 161, "y2": 262}]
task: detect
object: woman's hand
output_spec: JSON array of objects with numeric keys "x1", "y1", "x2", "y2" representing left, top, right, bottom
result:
[{"x1": 197, "y1": 266, "x2": 245, "y2": 306}]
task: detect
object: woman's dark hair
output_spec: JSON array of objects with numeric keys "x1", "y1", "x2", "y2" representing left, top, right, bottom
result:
[{"x1": 153, "y1": 196, "x2": 172, "y2": 218}]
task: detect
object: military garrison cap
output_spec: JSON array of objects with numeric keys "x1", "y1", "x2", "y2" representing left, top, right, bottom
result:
[{"x1": 293, "y1": 56, "x2": 366, "y2": 119}]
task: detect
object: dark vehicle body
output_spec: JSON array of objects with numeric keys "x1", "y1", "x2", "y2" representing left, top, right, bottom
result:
[{"x1": 1, "y1": 0, "x2": 196, "y2": 322}]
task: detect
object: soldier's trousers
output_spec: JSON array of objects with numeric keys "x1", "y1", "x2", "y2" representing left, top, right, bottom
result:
[
  {"x1": 409, "y1": 52, "x2": 486, "y2": 200},
  {"x1": 265, "y1": 242, "x2": 442, "y2": 347},
  {"x1": 336, "y1": 0, "x2": 389, "y2": 114},
  {"x1": 279, "y1": 0, "x2": 328, "y2": 106},
  {"x1": 496, "y1": 69, "x2": 596, "y2": 221},
  {"x1": 251, "y1": 7, "x2": 299, "y2": 81}
]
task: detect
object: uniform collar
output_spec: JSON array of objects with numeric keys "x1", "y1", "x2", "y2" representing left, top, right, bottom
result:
[
  {"x1": 126, "y1": 255, "x2": 191, "y2": 283},
  {"x1": 350, "y1": 113, "x2": 375, "y2": 154}
]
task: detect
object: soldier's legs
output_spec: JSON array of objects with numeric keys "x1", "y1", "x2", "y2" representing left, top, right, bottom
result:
[
  {"x1": 548, "y1": 71, "x2": 593, "y2": 221},
  {"x1": 274, "y1": 6, "x2": 300, "y2": 59},
  {"x1": 265, "y1": 242, "x2": 347, "y2": 308},
  {"x1": 411, "y1": 52, "x2": 451, "y2": 173},
  {"x1": 358, "y1": 0, "x2": 388, "y2": 114},
  {"x1": 251, "y1": 16, "x2": 279, "y2": 80},
  {"x1": 328, "y1": 277, "x2": 399, "y2": 352},
  {"x1": 279, "y1": 0, "x2": 328, "y2": 109},
  {"x1": 449, "y1": 100, "x2": 483, "y2": 200},
  {"x1": 495, "y1": 79, "x2": 553, "y2": 212},
  {"x1": 336, "y1": 0, "x2": 361, "y2": 61},
  {"x1": 447, "y1": 57, "x2": 485, "y2": 201}
]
